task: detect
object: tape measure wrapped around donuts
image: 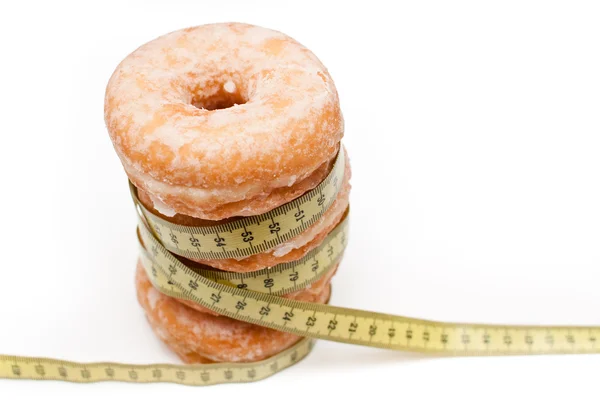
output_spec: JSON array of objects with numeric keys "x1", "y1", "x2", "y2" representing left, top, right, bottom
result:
[
  {"x1": 104, "y1": 22, "x2": 350, "y2": 364},
  {"x1": 1, "y1": 23, "x2": 600, "y2": 387}
]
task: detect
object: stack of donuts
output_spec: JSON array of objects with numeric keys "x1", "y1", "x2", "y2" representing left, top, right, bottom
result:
[{"x1": 104, "y1": 23, "x2": 350, "y2": 363}]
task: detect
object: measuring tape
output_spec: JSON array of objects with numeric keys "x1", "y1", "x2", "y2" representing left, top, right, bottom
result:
[
  {"x1": 138, "y1": 213, "x2": 349, "y2": 299},
  {"x1": 0, "y1": 338, "x2": 314, "y2": 386},
  {"x1": 2, "y1": 147, "x2": 600, "y2": 386}
]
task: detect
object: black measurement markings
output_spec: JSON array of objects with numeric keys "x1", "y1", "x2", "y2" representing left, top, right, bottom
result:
[
  {"x1": 386, "y1": 322, "x2": 396, "y2": 343},
  {"x1": 440, "y1": 329, "x2": 449, "y2": 346},
  {"x1": 168, "y1": 228, "x2": 179, "y2": 248},
  {"x1": 199, "y1": 370, "x2": 210, "y2": 382},
  {"x1": 263, "y1": 270, "x2": 274, "y2": 294},
  {"x1": 237, "y1": 278, "x2": 248, "y2": 290},
  {"x1": 214, "y1": 233, "x2": 226, "y2": 252},
  {"x1": 189, "y1": 232, "x2": 201, "y2": 252},
  {"x1": 151, "y1": 368, "x2": 162, "y2": 379},
  {"x1": 58, "y1": 365, "x2": 68, "y2": 378},
  {"x1": 295, "y1": 206, "x2": 306, "y2": 231},
  {"x1": 188, "y1": 279, "x2": 199, "y2": 291},
  {"x1": 269, "y1": 217, "x2": 281, "y2": 240},
  {"x1": 421, "y1": 326, "x2": 430, "y2": 345},
  {"x1": 348, "y1": 316, "x2": 358, "y2": 337},
  {"x1": 311, "y1": 258, "x2": 319, "y2": 274},
  {"x1": 368, "y1": 319, "x2": 377, "y2": 341},
  {"x1": 305, "y1": 311, "x2": 317, "y2": 332},
  {"x1": 210, "y1": 291, "x2": 222, "y2": 304},
  {"x1": 317, "y1": 187, "x2": 326, "y2": 208},
  {"x1": 326, "y1": 244, "x2": 334, "y2": 259},
  {"x1": 289, "y1": 266, "x2": 299, "y2": 288},
  {"x1": 35, "y1": 364, "x2": 45, "y2": 376},
  {"x1": 503, "y1": 329, "x2": 512, "y2": 347},
  {"x1": 241, "y1": 224, "x2": 254, "y2": 249},
  {"x1": 327, "y1": 316, "x2": 338, "y2": 335},
  {"x1": 259, "y1": 303, "x2": 272, "y2": 320},
  {"x1": 282, "y1": 307, "x2": 295, "y2": 326},
  {"x1": 235, "y1": 295, "x2": 248, "y2": 314}
]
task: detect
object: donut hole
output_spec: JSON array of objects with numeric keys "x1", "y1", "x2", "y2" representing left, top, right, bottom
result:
[{"x1": 191, "y1": 80, "x2": 247, "y2": 111}]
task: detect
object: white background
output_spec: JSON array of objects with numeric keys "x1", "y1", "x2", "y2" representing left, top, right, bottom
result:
[{"x1": 1, "y1": 0, "x2": 599, "y2": 398}]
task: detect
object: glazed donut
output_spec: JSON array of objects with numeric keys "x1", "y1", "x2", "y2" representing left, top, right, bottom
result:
[
  {"x1": 104, "y1": 22, "x2": 343, "y2": 221},
  {"x1": 135, "y1": 262, "x2": 332, "y2": 363}
]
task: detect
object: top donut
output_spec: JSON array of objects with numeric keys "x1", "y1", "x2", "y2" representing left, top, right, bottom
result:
[{"x1": 105, "y1": 23, "x2": 344, "y2": 220}]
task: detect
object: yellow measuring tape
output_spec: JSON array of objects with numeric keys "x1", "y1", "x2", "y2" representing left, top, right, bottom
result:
[
  {"x1": 2, "y1": 147, "x2": 599, "y2": 386},
  {"x1": 0, "y1": 339, "x2": 314, "y2": 386}
]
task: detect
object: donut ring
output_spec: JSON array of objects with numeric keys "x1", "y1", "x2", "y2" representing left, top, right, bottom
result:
[
  {"x1": 135, "y1": 261, "x2": 332, "y2": 363},
  {"x1": 105, "y1": 23, "x2": 343, "y2": 220}
]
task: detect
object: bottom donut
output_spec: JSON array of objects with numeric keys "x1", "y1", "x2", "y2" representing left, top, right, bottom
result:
[{"x1": 135, "y1": 261, "x2": 333, "y2": 363}]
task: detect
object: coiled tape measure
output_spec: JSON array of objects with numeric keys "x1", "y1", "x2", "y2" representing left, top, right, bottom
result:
[{"x1": 1, "y1": 148, "x2": 599, "y2": 386}]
